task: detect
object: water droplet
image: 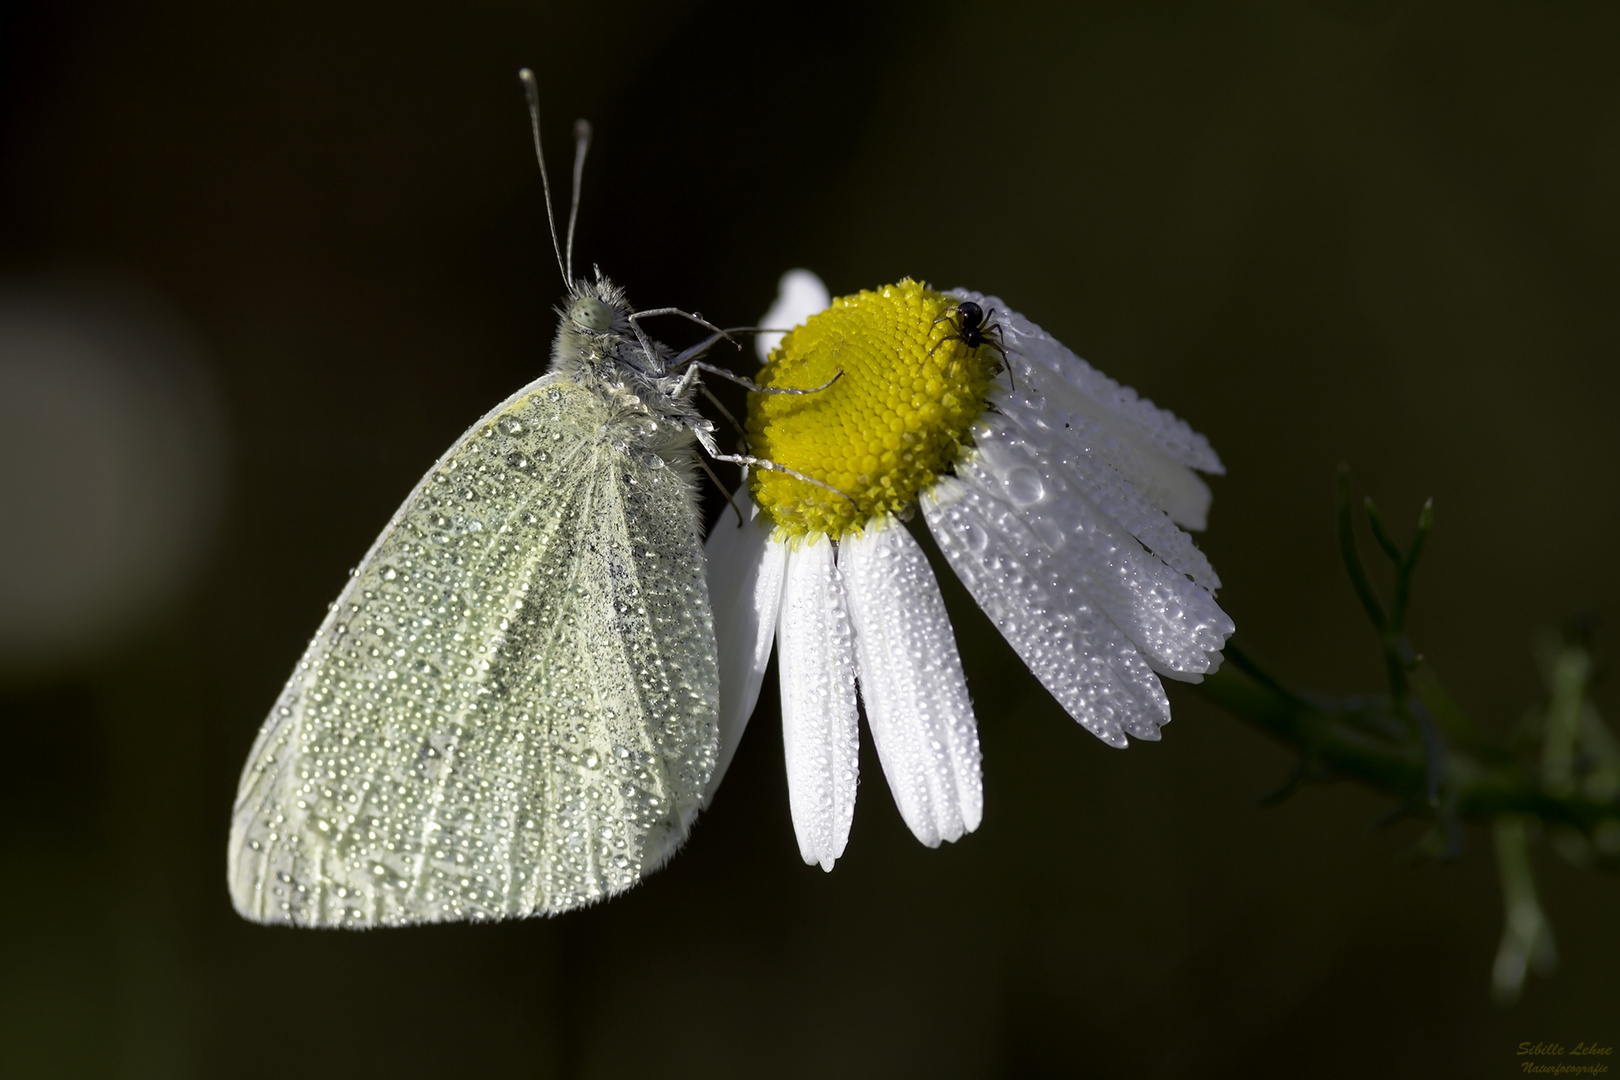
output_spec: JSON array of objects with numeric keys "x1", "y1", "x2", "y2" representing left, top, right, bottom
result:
[
  {"x1": 1000, "y1": 464, "x2": 1044, "y2": 507},
  {"x1": 959, "y1": 519, "x2": 989, "y2": 554},
  {"x1": 1028, "y1": 514, "x2": 1066, "y2": 552}
]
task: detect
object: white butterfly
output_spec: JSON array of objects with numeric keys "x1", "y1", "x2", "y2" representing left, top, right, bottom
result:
[{"x1": 227, "y1": 70, "x2": 813, "y2": 927}]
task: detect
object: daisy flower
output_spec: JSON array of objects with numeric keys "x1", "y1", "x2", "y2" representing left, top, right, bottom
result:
[{"x1": 704, "y1": 271, "x2": 1233, "y2": 870}]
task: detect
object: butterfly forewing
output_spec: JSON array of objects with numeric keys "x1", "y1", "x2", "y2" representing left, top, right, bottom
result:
[{"x1": 229, "y1": 376, "x2": 719, "y2": 926}]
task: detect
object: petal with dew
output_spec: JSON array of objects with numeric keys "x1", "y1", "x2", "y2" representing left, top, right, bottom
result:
[
  {"x1": 777, "y1": 536, "x2": 860, "y2": 870},
  {"x1": 995, "y1": 385, "x2": 1221, "y2": 592},
  {"x1": 922, "y1": 473, "x2": 1170, "y2": 746},
  {"x1": 956, "y1": 288, "x2": 1221, "y2": 529},
  {"x1": 841, "y1": 516, "x2": 982, "y2": 847},
  {"x1": 965, "y1": 420, "x2": 1233, "y2": 678},
  {"x1": 703, "y1": 486, "x2": 787, "y2": 806}
]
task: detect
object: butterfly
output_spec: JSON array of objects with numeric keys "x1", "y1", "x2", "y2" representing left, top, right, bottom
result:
[{"x1": 227, "y1": 69, "x2": 815, "y2": 926}]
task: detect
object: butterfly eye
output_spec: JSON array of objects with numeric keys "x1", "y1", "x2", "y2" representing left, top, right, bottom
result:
[{"x1": 570, "y1": 297, "x2": 614, "y2": 332}]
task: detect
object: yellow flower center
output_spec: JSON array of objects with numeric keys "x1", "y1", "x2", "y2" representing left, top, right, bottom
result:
[{"x1": 746, "y1": 279, "x2": 1002, "y2": 539}]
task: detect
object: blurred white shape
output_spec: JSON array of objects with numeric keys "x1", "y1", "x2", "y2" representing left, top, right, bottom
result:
[
  {"x1": 755, "y1": 269, "x2": 830, "y2": 362},
  {"x1": 0, "y1": 277, "x2": 226, "y2": 674}
]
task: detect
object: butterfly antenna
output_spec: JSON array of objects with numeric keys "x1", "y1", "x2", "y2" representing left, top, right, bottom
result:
[
  {"x1": 566, "y1": 120, "x2": 591, "y2": 286},
  {"x1": 518, "y1": 68, "x2": 567, "y2": 287}
]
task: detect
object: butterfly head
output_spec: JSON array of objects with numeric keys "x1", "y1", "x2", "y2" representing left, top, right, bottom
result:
[{"x1": 564, "y1": 272, "x2": 632, "y2": 337}]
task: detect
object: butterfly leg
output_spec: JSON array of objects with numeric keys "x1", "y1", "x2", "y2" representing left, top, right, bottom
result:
[
  {"x1": 692, "y1": 453, "x2": 746, "y2": 526},
  {"x1": 629, "y1": 308, "x2": 736, "y2": 346},
  {"x1": 708, "y1": 451, "x2": 858, "y2": 511},
  {"x1": 627, "y1": 308, "x2": 737, "y2": 374},
  {"x1": 690, "y1": 425, "x2": 857, "y2": 516},
  {"x1": 699, "y1": 386, "x2": 746, "y2": 441},
  {"x1": 669, "y1": 324, "x2": 797, "y2": 368},
  {"x1": 680, "y1": 361, "x2": 842, "y2": 398}
]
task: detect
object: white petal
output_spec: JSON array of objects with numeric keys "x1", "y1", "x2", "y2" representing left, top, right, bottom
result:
[
  {"x1": 994, "y1": 395, "x2": 1220, "y2": 591},
  {"x1": 841, "y1": 517, "x2": 982, "y2": 847},
  {"x1": 777, "y1": 535, "x2": 860, "y2": 870},
  {"x1": 965, "y1": 421, "x2": 1234, "y2": 676},
  {"x1": 757, "y1": 269, "x2": 831, "y2": 362},
  {"x1": 951, "y1": 288, "x2": 1220, "y2": 529},
  {"x1": 922, "y1": 473, "x2": 1171, "y2": 747},
  {"x1": 702, "y1": 487, "x2": 786, "y2": 806}
]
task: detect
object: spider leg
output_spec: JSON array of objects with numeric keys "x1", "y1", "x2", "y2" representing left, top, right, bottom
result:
[
  {"x1": 983, "y1": 331, "x2": 1015, "y2": 392},
  {"x1": 926, "y1": 330, "x2": 965, "y2": 359}
]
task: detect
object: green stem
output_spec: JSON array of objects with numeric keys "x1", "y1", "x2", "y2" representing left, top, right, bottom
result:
[
  {"x1": 1541, "y1": 647, "x2": 1590, "y2": 798},
  {"x1": 1336, "y1": 467, "x2": 1387, "y2": 631},
  {"x1": 1491, "y1": 817, "x2": 1557, "y2": 1004},
  {"x1": 1390, "y1": 498, "x2": 1432, "y2": 632},
  {"x1": 1193, "y1": 648, "x2": 1620, "y2": 838}
]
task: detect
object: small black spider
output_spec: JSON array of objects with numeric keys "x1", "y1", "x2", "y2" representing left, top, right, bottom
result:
[{"x1": 929, "y1": 301, "x2": 1013, "y2": 389}]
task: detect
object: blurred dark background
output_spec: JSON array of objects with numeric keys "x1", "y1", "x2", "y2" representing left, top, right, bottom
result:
[{"x1": 2, "y1": 1, "x2": 1616, "y2": 1076}]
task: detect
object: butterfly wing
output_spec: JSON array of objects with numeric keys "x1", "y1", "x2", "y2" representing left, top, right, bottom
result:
[{"x1": 228, "y1": 376, "x2": 719, "y2": 926}]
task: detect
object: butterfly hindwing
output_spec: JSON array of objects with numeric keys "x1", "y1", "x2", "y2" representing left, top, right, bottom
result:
[{"x1": 228, "y1": 376, "x2": 719, "y2": 926}]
